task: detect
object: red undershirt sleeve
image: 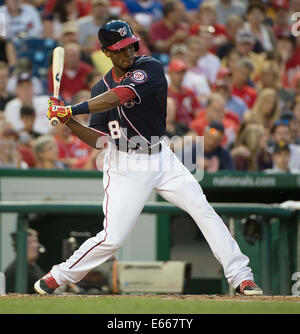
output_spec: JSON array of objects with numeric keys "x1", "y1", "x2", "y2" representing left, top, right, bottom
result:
[{"x1": 110, "y1": 87, "x2": 137, "y2": 105}]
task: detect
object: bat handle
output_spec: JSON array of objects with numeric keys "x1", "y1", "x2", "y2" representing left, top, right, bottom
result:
[
  {"x1": 50, "y1": 117, "x2": 59, "y2": 127},
  {"x1": 50, "y1": 92, "x2": 60, "y2": 127}
]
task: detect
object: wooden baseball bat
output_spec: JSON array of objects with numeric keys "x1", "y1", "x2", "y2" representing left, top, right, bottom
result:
[{"x1": 50, "y1": 46, "x2": 65, "y2": 127}]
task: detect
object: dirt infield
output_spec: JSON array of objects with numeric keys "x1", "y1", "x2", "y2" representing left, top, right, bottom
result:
[{"x1": 2, "y1": 293, "x2": 300, "y2": 302}]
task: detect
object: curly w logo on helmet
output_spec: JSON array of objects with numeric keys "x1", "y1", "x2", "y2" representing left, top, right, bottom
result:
[{"x1": 118, "y1": 27, "x2": 127, "y2": 37}]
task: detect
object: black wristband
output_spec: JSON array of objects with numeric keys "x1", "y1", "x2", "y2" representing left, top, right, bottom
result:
[{"x1": 71, "y1": 101, "x2": 90, "y2": 115}]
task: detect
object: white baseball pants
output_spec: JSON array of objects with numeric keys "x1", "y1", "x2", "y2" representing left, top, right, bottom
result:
[{"x1": 51, "y1": 140, "x2": 253, "y2": 289}]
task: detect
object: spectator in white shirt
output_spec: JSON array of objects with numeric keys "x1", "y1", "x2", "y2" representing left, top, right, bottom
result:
[
  {"x1": 215, "y1": 0, "x2": 246, "y2": 25},
  {"x1": 0, "y1": 0, "x2": 43, "y2": 39},
  {"x1": 195, "y1": 25, "x2": 221, "y2": 84},
  {"x1": 244, "y1": 1, "x2": 277, "y2": 53},
  {"x1": 168, "y1": 41, "x2": 211, "y2": 105},
  {"x1": 7, "y1": 57, "x2": 44, "y2": 96},
  {"x1": 77, "y1": 0, "x2": 110, "y2": 56},
  {"x1": 4, "y1": 73, "x2": 51, "y2": 135}
]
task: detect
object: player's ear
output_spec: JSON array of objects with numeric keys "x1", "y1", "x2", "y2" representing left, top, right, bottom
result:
[{"x1": 102, "y1": 48, "x2": 111, "y2": 58}]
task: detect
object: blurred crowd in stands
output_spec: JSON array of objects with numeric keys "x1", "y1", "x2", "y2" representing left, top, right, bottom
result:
[{"x1": 1, "y1": 0, "x2": 300, "y2": 173}]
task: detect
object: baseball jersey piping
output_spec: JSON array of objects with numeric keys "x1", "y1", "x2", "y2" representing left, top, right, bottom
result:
[
  {"x1": 119, "y1": 105, "x2": 151, "y2": 145},
  {"x1": 68, "y1": 152, "x2": 112, "y2": 269},
  {"x1": 90, "y1": 127, "x2": 109, "y2": 136},
  {"x1": 116, "y1": 106, "x2": 139, "y2": 146},
  {"x1": 103, "y1": 75, "x2": 121, "y2": 118},
  {"x1": 103, "y1": 75, "x2": 110, "y2": 91}
]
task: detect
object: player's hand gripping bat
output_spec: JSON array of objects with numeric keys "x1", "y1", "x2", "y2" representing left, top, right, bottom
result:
[{"x1": 50, "y1": 46, "x2": 65, "y2": 127}]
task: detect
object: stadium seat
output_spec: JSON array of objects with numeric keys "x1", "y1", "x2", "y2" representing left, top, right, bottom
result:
[
  {"x1": 151, "y1": 53, "x2": 170, "y2": 68},
  {"x1": 13, "y1": 37, "x2": 58, "y2": 93}
]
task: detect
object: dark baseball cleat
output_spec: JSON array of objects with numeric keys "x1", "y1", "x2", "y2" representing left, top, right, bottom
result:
[
  {"x1": 236, "y1": 280, "x2": 263, "y2": 296},
  {"x1": 34, "y1": 272, "x2": 59, "y2": 295}
]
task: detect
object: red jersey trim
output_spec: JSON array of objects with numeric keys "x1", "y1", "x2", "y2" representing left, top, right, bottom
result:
[
  {"x1": 90, "y1": 126, "x2": 109, "y2": 136},
  {"x1": 111, "y1": 86, "x2": 137, "y2": 105},
  {"x1": 112, "y1": 68, "x2": 126, "y2": 83},
  {"x1": 119, "y1": 106, "x2": 151, "y2": 145},
  {"x1": 121, "y1": 85, "x2": 142, "y2": 104}
]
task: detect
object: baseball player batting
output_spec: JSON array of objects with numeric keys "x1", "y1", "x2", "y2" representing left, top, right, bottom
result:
[{"x1": 34, "y1": 20, "x2": 262, "y2": 296}]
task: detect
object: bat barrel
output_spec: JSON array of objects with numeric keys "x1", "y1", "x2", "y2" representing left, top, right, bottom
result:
[{"x1": 50, "y1": 47, "x2": 65, "y2": 127}]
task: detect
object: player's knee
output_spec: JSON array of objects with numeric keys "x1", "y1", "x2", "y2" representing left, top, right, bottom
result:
[
  {"x1": 106, "y1": 236, "x2": 123, "y2": 251},
  {"x1": 110, "y1": 242, "x2": 122, "y2": 251}
]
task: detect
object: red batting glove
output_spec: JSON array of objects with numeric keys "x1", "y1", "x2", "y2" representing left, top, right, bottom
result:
[
  {"x1": 47, "y1": 104, "x2": 73, "y2": 124},
  {"x1": 48, "y1": 97, "x2": 65, "y2": 108}
]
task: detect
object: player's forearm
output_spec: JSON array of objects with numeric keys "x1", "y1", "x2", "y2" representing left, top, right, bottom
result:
[
  {"x1": 66, "y1": 118, "x2": 104, "y2": 149},
  {"x1": 88, "y1": 90, "x2": 120, "y2": 113},
  {"x1": 72, "y1": 91, "x2": 120, "y2": 116}
]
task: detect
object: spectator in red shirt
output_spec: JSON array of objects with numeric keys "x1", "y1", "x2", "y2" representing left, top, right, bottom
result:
[
  {"x1": 109, "y1": 0, "x2": 129, "y2": 16},
  {"x1": 279, "y1": 33, "x2": 300, "y2": 89},
  {"x1": 67, "y1": 88, "x2": 107, "y2": 170},
  {"x1": 48, "y1": 42, "x2": 93, "y2": 104},
  {"x1": 231, "y1": 57, "x2": 257, "y2": 108},
  {"x1": 213, "y1": 72, "x2": 248, "y2": 122},
  {"x1": 167, "y1": 59, "x2": 201, "y2": 126},
  {"x1": 53, "y1": 122, "x2": 92, "y2": 169},
  {"x1": 45, "y1": 0, "x2": 90, "y2": 21},
  {"x1": 272, "y1": 0, "x2": 290, "y2": 38},
  {"x1": 149, "y1": 0, "x2": 189, "y2": 54},
  {"x1": 54, "y1": 124, "x2": 92, "y2": 168},
  {"x1": 189, "y1": 92, "x2": 240, "y2": 148}
]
